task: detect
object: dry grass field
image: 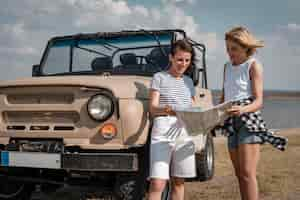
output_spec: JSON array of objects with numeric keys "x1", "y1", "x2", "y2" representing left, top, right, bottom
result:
[
  {"x1": 185, "y1": 128, "x2": 300, "y2": 200},
  {"x1": 34, "y1": 128, "x2": 300, "y2": 200}
]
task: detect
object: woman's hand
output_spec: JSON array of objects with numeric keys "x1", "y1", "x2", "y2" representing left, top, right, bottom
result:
[
  {"x1": 149, "y1": 90, "x2": 177, "y2": 117},
  {"x1": 227, "y1": 105, "x2": 246, "y2": 116},
  {"x1": 164, "y1": 105, "x2": 176, "y2": 115}
]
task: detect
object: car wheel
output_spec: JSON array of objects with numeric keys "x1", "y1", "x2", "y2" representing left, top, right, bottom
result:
[
  {"x1": 114, "y1": 175, "x2": 146, "y2": 200},
  {"x1": 196, "y1": 134, "x2": 214, "y2": 181},
  {"x1": 0, "y1": 179, "x2": 34, "y2": 200}
]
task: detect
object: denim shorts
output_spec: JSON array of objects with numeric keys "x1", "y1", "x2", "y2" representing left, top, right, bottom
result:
[{"x1": 227, "y1": 117, "x2": 263, "y2": 150}]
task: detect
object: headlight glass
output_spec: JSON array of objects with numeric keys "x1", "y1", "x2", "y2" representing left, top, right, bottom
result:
[{"x1": 87, "y1": 94, "x2": 113, "y2": 121}]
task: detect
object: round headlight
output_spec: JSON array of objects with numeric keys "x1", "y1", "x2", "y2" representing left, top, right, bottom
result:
[{"x1": 87, "y1": 94, "x2": 114, "y2": 121}]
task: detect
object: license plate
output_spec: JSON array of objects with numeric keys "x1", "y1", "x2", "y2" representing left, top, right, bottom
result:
[{"x1": 0, "y1": 151, "x2": 61, "y2": 169}]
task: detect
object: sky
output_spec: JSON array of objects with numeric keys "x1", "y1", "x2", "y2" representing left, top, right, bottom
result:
[{"x1": 0, "y1": 0, "x2": 299, "y2": 91}]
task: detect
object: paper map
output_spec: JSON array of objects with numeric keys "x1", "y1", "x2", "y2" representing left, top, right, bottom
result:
[{"x1": 175, "y1": 101, "x2": 233, "y2": 136}]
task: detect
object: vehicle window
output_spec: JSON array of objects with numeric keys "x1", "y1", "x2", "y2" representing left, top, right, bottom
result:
[
  {"x1": 73, "y1": 47, "x2": 97, "y2": 72},
  {"x1": 42, "y1": 46, "x2": 70, "y2": 75},
  {"x1": 41, "y1": 34, "x2": 177, "y2": 76}
]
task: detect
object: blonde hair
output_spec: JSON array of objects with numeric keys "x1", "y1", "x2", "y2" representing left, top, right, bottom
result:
[{"x1": 225, "y1": 26, "x2": 264, "y2": 56}]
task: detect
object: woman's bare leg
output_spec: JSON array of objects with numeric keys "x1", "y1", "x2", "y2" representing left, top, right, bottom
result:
[
  {"x1": 238, "y1": 144, "x2": 260, "y2": 200},
  {"x1": 229, "y1": 148, "x2": 244, "y2": 198},
  {"x1": 170, "y1": 177, "x2": 185, "y2": 200},
  {"x1": 148, "y1": 178, "x2": 167, "y2": 200}
]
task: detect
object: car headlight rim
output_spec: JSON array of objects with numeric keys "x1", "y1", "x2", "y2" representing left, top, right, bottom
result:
[{"x1": 87, "y1": 93, "x2": 114, "y2": 121}]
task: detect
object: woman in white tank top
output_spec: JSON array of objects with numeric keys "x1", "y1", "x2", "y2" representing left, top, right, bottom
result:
[
  {"x1": 220, "y1": 26, "x2": 264, "y2": 200},
  {"x1": 224, "y1": 57, "x2": 256, "y2": 102}
]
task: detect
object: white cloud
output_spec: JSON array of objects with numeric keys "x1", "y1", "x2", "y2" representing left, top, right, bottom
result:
[
  {"x1": 133, "y1": 5, "x2": 149, "y2": 17},
  {"x1": 255, "y1": 24, "x2": 300, "y2": 90},
  {"x1": 74, "y1": 0, "x2": 133, "y2": 29},
  {"x1": 0, "y1": 22, "x2": 40, "y2": 57},
  {"x1": 0, "y1": 47, "x2": 38, "y2": 56},
  {"x1": 72, "y1": 0, "x2": 208, "y2": 43},
  {"x1": 0, "y1": 0, "x2": 217, "y2": 58},
  {"x1": 205, "y1": 23, "x2": 300, "y2": 91},
  {"x1": 0, "y1": 0, "x2": 212, "y2": 81},
  {"x1": 162, "y1": 0, "x2": 196, "y2": 5},
  {"x1": 286, "y1": 23, "x2": 300, "y2": 31},
  {"x1": 0, "y1": 0, "x2": 245, "y2": 90}
]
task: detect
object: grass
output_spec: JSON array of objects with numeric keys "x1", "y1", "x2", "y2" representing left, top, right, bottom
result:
[{"x1": 185, "y1": 130, "x2": 300, "y2": 200}]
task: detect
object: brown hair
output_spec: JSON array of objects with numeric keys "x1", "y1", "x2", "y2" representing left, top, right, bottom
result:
[
  {"x1": 225, "y1": 26, "x2": 264, "y2": 56},
  {"x1": 170, "y1": 39, "x2": 195, "y2": 67}
]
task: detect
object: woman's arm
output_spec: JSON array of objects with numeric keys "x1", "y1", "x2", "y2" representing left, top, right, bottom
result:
[
  {"x1": 219, "y1": 88, "x2": 225, "y2": 104},
  {"x1": 219, "y1": 64, "x2": 226, "y2": 104},
  {"x1": 245, "y1": 61, "x2": 264, "y2": 112},
  {"x1": 192, "y1": 96, "x2": 196, "y2": 105},
  {"x1": 149, "y1": 89, "x2": 175, "y2": 117}
]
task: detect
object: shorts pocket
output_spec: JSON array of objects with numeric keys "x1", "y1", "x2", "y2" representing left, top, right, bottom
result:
[{"x1": 233, "y1": 117, "x2": 244, "y2": 132}]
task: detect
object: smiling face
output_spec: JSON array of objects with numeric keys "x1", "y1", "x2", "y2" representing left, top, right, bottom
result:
[
  {"x1": 168, "y1": 49, "x2": 192, "y2": 77},
  {"x1": 226, "y1": 39, "x2": 248, "y2": 65}
]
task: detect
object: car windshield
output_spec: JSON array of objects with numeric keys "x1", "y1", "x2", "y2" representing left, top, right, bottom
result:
[
  {"x1": 41, "y1": 33, "x2": 175, "y2": 76},
  {"x1": 40, "y1": 32, "x2": 206, "y2": 84}
]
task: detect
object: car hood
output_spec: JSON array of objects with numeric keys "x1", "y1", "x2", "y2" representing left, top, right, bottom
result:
[{"x1": 0, "y1": 75, "x2": 152, "y2": 99}]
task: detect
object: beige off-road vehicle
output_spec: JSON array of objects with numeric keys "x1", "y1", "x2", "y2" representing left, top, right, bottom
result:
[{"x1": 0, "y1": 30, "x2": 214, "y2": 200}]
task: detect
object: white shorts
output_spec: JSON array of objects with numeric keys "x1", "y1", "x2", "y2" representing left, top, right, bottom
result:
[{"x1": 149, "y1": 116, "x2": 196, "y2": 180}]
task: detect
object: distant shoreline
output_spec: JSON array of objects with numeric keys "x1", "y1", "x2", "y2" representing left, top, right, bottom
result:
[
  {"x1": 211, "y1": 90, "x2": 300, "y2": 100},
  {"x1": 263, "y1": 90, "x2": 300, "y2": 99}
]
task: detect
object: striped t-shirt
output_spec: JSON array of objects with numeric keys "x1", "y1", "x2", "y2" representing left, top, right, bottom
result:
[{"x1": 150, "y1": 71, "x2": 195, "y2": 110}]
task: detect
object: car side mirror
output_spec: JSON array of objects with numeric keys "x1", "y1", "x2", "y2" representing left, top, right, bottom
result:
[
  {"x1": 184, "y1": 65, "x2": 200, "y2": 86},
  {"x1": 32, "y1": 64, "x2": 41, "y2": 77},
  {"x1": 192, "y1": 67, "x2": 200, "y2": 86}
]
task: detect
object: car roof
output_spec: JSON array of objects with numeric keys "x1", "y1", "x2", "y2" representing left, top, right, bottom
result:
[{"x1": 49, "y1": 29, "x2": 187, "y2": 43}]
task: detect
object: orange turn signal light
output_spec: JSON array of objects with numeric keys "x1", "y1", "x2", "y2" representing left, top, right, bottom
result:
[{"x1": 99, "y1": 123, "x2": 117, "y2": 139}]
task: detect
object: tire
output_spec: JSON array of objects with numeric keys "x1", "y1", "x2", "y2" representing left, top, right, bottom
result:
[
  {"x1": 40, "y1": 183, "x2": 61, "y2": 195},
  {"x1": 114, "y1": 146, "x2": 148, "y2": 200},
  {"x1": 196, "y1": 134, "x2": 214, "y2": 181},
  {"x1": 0, "y1": 179, "x2": 34, "y2": 200},
  {"x1": 114, "y1": 174, "x2": 145, "y2": 200}
]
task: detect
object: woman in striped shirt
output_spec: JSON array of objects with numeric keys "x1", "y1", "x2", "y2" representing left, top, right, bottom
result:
[{"x1": 148, "y1": 39, "x2": 196, "y2": 200}]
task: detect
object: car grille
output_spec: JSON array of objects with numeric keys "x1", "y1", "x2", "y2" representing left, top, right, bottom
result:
[
  {"x1": 0, "y1": 86, "x2": 97, "y2": 133},
  {"x1": 4, "y1": 111, "x2": 79, "y2": 124},
  {"x1": 62, "y1": 153, "x2": 138, "y2": 171},
  {"x1": 7, "y1": 93, "x2": 74, "y2": 104}
]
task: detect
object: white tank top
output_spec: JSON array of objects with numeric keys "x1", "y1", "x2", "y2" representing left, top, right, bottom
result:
[{"x1": 224, "y1": 57, "x2": 256, "y2": 102}]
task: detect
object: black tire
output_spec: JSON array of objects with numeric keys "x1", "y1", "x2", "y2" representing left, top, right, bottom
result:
[
  {"x1": 114, "y1": 144, "x2": 148, "y2": 200},
  {"x1": 196, "y1": 134, "x2": 214, "y2": 181},
  {"x1": 114, "y1": 174, "x2": 145, "y2": 200},
  {"x1": 40, "y1": 183, "x2": 61, "y2": 195},
  {"x1": 0, "y1": 179, "x2": 34, "y2": 200}
]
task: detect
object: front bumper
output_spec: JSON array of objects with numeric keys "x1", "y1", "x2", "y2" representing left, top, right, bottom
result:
[{"x1": 0, "y1": 151, "x2": 138, "y2": 172}]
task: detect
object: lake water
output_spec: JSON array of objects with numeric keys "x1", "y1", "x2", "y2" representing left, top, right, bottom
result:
[
  {"x1": 212, "y1": 95, "x2": 300, "y2": 130},
  {"x1": 262, "y1": 98, "x2": 300, "y2": 129}
]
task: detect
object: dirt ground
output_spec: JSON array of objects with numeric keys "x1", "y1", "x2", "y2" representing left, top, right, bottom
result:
[
  {"x1": 185, "y1": 128, "x2": 300, "y2": 200},
  {"x1": 31, "y1": 128, "x2": 300, "y2": 200}
]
